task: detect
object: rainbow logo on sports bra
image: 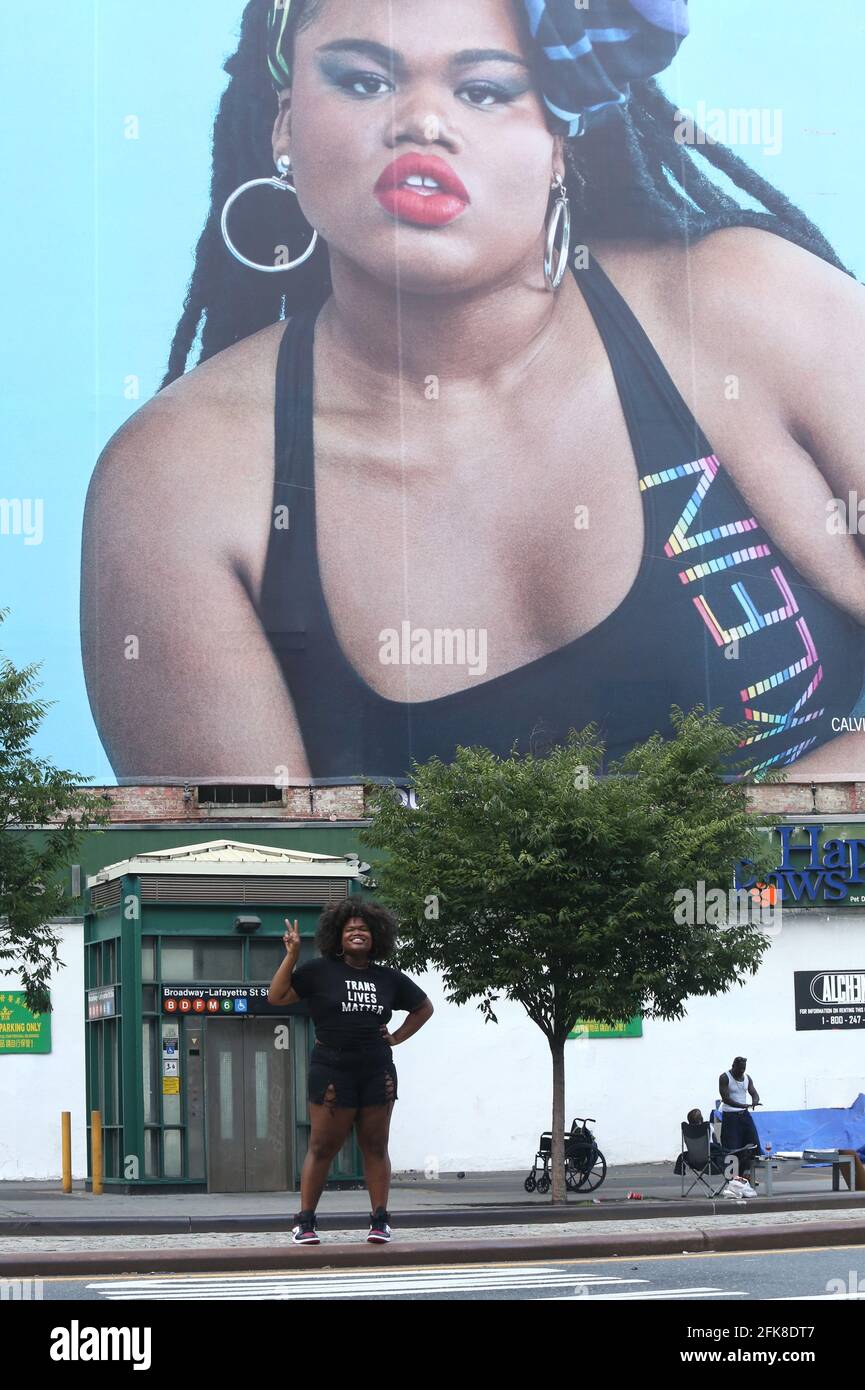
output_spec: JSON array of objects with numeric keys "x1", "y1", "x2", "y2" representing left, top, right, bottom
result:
[{"x1": 640, "y1": 453, "x2": 824, "y2": 774}]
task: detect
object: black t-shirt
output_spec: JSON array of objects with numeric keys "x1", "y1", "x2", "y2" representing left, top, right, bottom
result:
[{"x1": 290, "y1": 956, "x2": 428, "y2": 1047}]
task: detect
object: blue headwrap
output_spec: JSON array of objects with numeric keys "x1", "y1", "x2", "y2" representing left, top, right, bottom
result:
[
  {"x1": 267, "y1": 0, "x2": 689, "y2": 136},
  {"x1": 524, "y1": 0, "x2": 689, "y2": 135}
]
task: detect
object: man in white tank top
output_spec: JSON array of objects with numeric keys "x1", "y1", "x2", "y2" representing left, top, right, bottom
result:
[{"x1": 719, "y1": 1056, "x2": 762, "y2": 1190}]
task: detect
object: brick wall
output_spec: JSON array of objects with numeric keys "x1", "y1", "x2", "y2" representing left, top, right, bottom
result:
[
  {"x1": 92, "y1": 785, "x2": 192, "y2": 820},
  {"x1": 74, "y1": 784, "x2": 370, "y2": 823},
  {"x1": 745, "y1": 781, "x2": 865, "y2": 817},
  {"x1": 34, "y1": 778, "x2": 865, "y2": 826}
]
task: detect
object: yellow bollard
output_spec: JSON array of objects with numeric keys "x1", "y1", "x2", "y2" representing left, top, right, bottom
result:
[
  {"x1": 61, "y1": 1112, "x2": 71, "y2": 1193},
  {"x1": 91, "y1": 1110, "x2": 103, "y2": 1195}
]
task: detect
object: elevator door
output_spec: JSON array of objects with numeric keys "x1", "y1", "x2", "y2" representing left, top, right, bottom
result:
[{"x1": 204, "y1": 1017, "x2": 292, "y2": 1192}]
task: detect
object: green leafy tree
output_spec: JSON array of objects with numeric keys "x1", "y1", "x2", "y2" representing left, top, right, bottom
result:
[
  {"x1": 362, "y1": 708, "x2": 780, "y2": 1202},
  {"x1": 1, "y1": 612, "x2": 109, "y2": 1013}
]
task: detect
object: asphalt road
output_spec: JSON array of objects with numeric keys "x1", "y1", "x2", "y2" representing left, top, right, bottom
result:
[{"x1": 24, "y1": 1243, "x2": 865, "y2": 1301}]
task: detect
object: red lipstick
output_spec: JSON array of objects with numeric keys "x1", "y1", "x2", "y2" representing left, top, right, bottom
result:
[{"x1": 374, "y1": 154, "x2": 470, "y2": 228}]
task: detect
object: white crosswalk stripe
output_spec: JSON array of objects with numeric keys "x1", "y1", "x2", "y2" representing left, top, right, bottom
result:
[
  {"x1": 85, "y1": 1264, "x2": 745, "y2": 1300},
  {"x1": 774, "y1": 1292, "x2": 865, "y2": 1301},
  {"x1": 87, "y1": 1267, "x2": 644, "y2": 1299},
  {"x1": 553, "y1": 1287, "x2": 747, "y2": 1300}
]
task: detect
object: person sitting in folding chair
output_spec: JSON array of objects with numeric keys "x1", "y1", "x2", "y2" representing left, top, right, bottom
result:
[
  {"x1": 678, "y1": 1109, "x2": 760, "y2": 1199},
  {"x1": 677, "y1": 1109, "x2": 730, "y2": 1198}
]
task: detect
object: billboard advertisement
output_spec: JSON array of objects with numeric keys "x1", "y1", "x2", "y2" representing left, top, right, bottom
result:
[
  {"x1": 794, "y1": 971, "x2": 865, "y2": 1031},
  {"x1": 4, "y1": 0, "x2": 865, "y2": 787}
]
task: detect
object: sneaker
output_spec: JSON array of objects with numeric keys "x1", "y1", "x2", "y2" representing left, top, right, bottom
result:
[
  {"x1": 291, "y1": 1211, "x2": 320, "y2": 1245},
  {"x1": 367, "y1": 1207, "x2": 392, "y2": 1243}
]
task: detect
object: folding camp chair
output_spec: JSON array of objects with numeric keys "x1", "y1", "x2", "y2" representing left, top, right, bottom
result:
[{"x1": 679, "y1": 1121, "x2": 728, "y2": 1197}]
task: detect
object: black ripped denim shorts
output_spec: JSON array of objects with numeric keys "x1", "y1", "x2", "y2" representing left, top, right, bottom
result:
[{"x1": 308, "y1": 1039, "x2": 398, "y2": 1109}]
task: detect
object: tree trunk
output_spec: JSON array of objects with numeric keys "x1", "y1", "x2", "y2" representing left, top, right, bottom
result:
[{"x1": 549, "y1": 1036, "x2": 567, "y2": 1204}]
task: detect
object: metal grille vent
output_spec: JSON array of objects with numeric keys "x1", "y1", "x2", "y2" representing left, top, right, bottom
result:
[
  {"x1": 89, "y1": 879, "x2": 122, "y2": 909},
  {"x1": 137, "y1": 875, "x2": 350, "y2": 904}
]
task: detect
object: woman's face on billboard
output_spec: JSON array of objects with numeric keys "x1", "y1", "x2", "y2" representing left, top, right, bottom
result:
[{"x1": 275, "y1": 0, "x2": 562, "y2": 293}]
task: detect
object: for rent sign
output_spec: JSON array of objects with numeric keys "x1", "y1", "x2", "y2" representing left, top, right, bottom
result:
[{"x1": 794, "y1": 970, "x2": 865, "y2": 1030}]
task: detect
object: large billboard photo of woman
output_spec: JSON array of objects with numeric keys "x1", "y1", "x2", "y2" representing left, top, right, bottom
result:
[{"x1": 60, "y1": 1, "x2": 865, "y2": 783}]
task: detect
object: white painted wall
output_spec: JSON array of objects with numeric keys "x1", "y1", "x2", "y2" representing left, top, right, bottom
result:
[
  {"x1": 0, "y1": 922, "x2": 87, "y2": 1180},
  {"x1": 391, "y1": 909, "x2": 865, "y2": 1171}
]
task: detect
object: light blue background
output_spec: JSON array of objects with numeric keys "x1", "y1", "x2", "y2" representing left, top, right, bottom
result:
[{"x1": 2, "y1": 0, "x2": 863, "y2": 784}]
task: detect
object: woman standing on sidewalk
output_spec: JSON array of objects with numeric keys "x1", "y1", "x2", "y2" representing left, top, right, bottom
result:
[{"x1": 268, "y1": 898, "x2": 433, "y2": 1244}]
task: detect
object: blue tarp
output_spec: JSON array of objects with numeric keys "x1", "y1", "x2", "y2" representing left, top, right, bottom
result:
[{"x1": 750, "y1": 1092, "x2": 865, "y2": 1160}]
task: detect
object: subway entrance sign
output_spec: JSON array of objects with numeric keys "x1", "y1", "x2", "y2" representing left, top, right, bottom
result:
[{"x1": 161, "y1": 985, "x2": 289, "y2": 1016}]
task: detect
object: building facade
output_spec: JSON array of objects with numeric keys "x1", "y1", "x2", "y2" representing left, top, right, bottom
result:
[{"x1": 3, "y1": 781, "x2": 864, "y2": 1186}]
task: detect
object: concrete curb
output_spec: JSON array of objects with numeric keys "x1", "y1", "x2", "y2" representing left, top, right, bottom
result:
[
  {"x1": 2, "y1": 1218, "x2": 865, "y2": 1276},
  {"x1": 2, "y1": 1191, "x2": 864, "y2": 1236}
]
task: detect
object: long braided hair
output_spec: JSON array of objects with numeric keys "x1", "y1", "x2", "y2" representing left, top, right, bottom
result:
[{"x1": 160, "y1": 0, "x2": 848, "y2": 390}]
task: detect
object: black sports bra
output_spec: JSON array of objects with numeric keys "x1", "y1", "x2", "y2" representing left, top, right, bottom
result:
[{"x1": 258, "y1": 255, "x2": 865, "y2": 782}]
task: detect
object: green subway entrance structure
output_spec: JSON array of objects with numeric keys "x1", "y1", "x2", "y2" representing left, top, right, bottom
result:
[{"x1": 84, "y1": 840, "x2": 365, "y2": 1192}]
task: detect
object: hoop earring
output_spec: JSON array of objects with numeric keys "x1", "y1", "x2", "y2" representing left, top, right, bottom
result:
[
  {"x1": 544, "y1": 175, "x2": 571, "y2": 292},
  {"x1": 220, "y1": 155, "x2": 319, "y2": 273}
]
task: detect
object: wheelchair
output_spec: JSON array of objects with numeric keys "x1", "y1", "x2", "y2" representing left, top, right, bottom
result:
[{"x1": 524, "y1": 1116, "x2": 607, "y2": 1194}]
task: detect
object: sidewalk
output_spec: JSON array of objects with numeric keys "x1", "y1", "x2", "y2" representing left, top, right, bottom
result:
[
  {"x1": 1, "y1": 1164, "x2": 863, "y2": 1274},
  {"x1": 1, "y1": 1163, "x2": 863, "y2": 1235},
  {"x1": 2, "y1": 1207, "x2": 865, "y2": 1276}
]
